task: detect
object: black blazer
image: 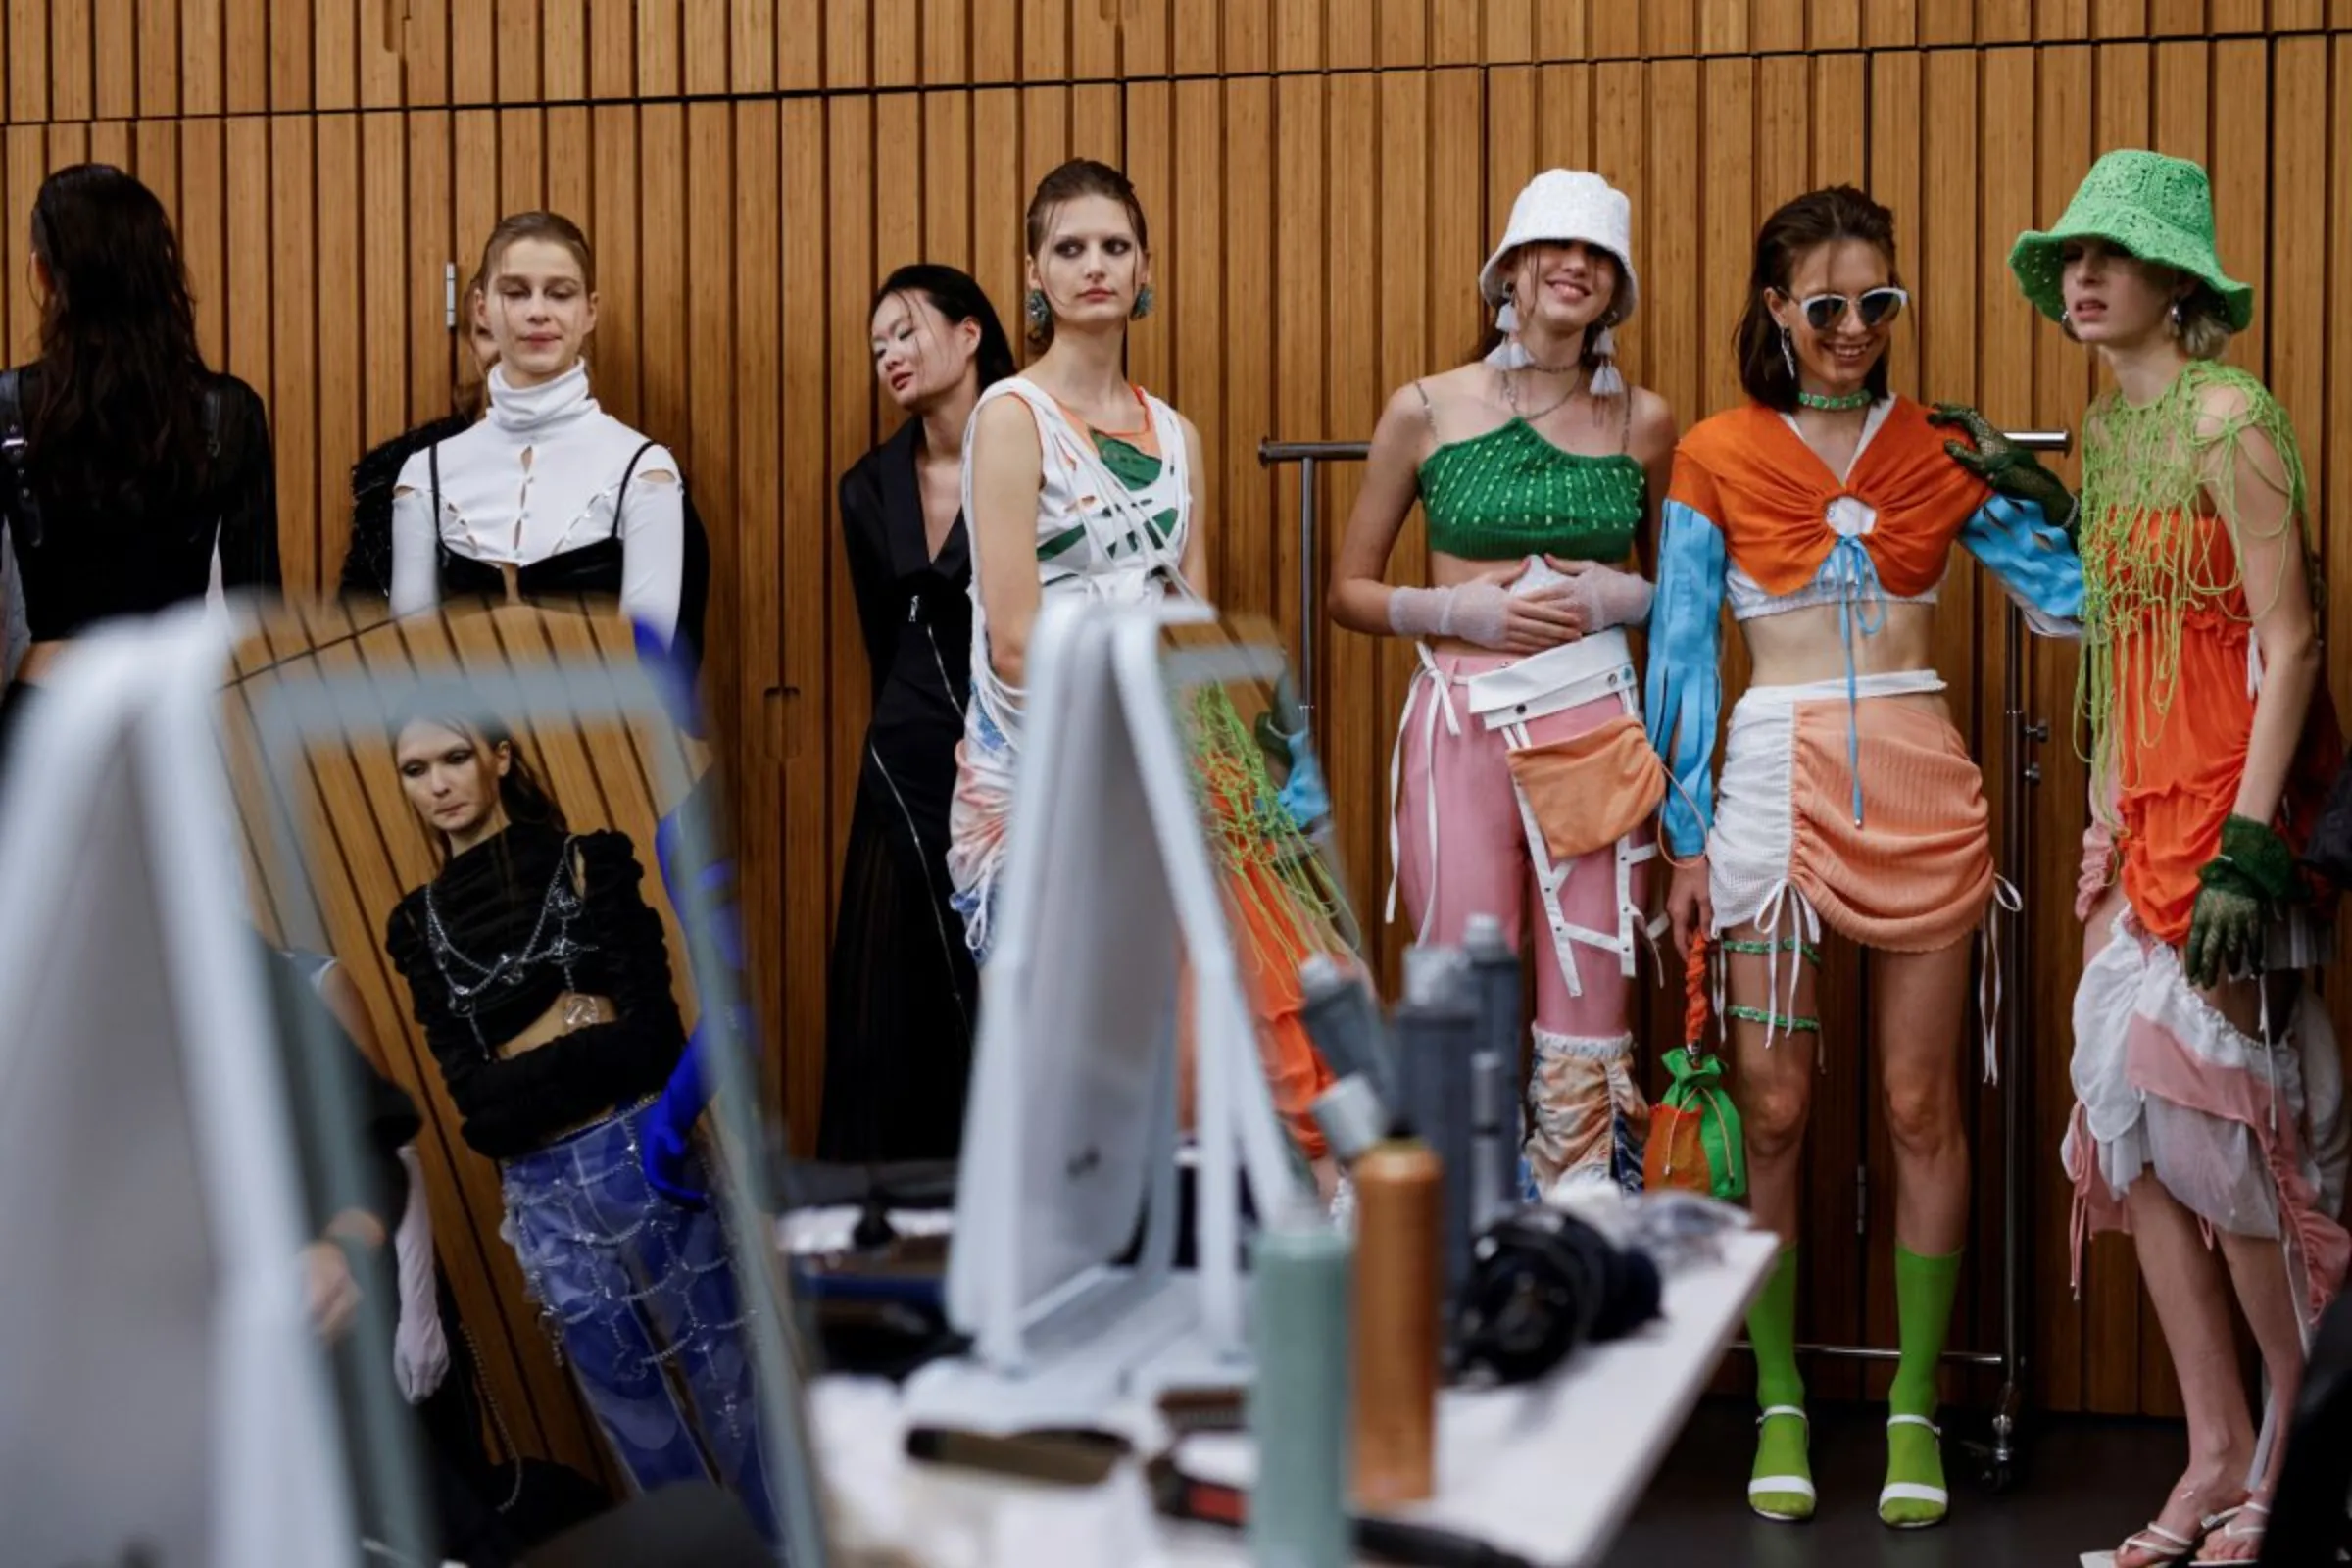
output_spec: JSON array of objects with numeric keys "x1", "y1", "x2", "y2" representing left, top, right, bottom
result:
[{"x1": 838, "y1": 417, "x2": 972, "y2": 718}]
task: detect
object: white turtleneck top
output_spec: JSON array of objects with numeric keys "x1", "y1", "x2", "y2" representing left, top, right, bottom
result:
[{"x1": 389, "y1": 361, "x2": 684, "y2": 642}]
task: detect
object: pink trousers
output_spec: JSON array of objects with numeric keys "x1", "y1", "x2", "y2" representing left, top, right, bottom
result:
[{"x1": 1390, "y1": 639, "x2": 1659, "y2": 1192}]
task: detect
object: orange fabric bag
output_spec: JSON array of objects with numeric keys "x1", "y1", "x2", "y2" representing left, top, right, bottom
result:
[{"x1": 1503, "y1": 711, "x2": 1667, "y2": 863}]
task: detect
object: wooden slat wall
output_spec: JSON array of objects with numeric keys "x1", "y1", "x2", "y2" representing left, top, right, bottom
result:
[{"x1": 4, "y1": 1, "x2": 2351, "y2": 1441}]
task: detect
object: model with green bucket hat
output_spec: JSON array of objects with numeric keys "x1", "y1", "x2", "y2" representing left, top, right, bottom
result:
[{"x1": 2021, "y1": 148, "x2": 2347, "y2": 1568}]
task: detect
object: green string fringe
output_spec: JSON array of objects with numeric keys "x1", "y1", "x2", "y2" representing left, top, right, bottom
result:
[
  {"x1": 1179, "y1": 681, "x2": 1352, "y2": 974},
  {"x1": 2076, "y1": 361, "x2": 2322, "y2": 822}
]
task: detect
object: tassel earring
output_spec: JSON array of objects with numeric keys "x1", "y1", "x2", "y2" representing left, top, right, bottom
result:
[
  {"x1": 1025, "y1": 289, "x2": 1051, "y2": 333},
  {"x1": 1131, "y1": 285, "x2": 1154, "y2": 320},
  {"x1": 1780, "y1": 326, "x2": 1799, "y2": 383},
  {"x1": 1590, "y1": 323, "x2": 1626, "y2": 399}
]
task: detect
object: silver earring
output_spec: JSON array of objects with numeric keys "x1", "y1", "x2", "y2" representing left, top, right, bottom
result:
[
  {"x1": 1131, "y1": 285, "x2": 1154, "y2": 321},
  {"x1": 1025, "y1": 289, "x2": 1051, "y2": 332},
  {"x1": 1780, "y1": 326, "x2": 1798, "y2": 382},
  {"x1": 2168, "y1": 298, "x2": 2186, "y2": 335}
]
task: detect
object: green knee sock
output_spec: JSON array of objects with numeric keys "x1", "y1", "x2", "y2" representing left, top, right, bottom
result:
[
  {"x1": 1747, "y1": 1246, "x2": 1812, "y2": 1521},
  {"x1": 1882, "y1": 1247, "x2": 1962, "y2": 1528}
]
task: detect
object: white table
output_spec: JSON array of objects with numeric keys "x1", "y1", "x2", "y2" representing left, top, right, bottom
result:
[{"x1": 808, "y1": 1228, "x2": 1778, "y2": 1568}]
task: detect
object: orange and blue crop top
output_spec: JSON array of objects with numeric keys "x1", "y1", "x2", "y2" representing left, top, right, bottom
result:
[{"x1": 1643, "y1": 397, "x2": 2086, "y2": 855}]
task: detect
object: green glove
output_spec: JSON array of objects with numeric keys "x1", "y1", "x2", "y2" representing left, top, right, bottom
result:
[
  {"x1": 2184, "y1": 814, "x2": 2302, "y2": 988},
  {"x1": 1928, "y1": 403, "x2": 2079, "y2": 539}
]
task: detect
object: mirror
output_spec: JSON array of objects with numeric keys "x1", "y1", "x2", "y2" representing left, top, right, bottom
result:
[{"x1": 218, "y1": 597, "x2": 812, "y2": 1567}]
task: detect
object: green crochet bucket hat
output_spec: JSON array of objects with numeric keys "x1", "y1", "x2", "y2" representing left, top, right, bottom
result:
[{"x1": 2009, "y1": 149, "x2": 2252, "y2": 332}]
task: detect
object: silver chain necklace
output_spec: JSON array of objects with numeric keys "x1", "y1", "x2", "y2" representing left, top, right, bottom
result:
[
  {"x1": 422, "y1": 833, "x2": 596, "y2": 1051},
  {"x1": 1501, "y1": 362, "x2": 1584, "y2": 426}
]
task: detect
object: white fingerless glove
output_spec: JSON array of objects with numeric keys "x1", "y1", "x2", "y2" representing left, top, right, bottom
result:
[
  {"x1": 1561, "y1": 564, "x2": 1653, "y2": 631},
  {"x1": 389, "y1": 1145, "x2": 450, "y2": 1404},
  {"x1": 1387, "y1": 580, "x2": 1514, "y2": 648}
]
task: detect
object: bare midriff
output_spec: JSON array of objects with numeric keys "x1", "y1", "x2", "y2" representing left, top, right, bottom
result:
[{"x1": 1740, "y1": 598, "x2": 1949, "y2": 716}]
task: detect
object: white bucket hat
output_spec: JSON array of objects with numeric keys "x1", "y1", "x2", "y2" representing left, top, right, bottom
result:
[{"x1": 1479, "y1": 169, "x2": 1638, "y2": 392}]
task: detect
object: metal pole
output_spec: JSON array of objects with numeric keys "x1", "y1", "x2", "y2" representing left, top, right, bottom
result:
[{"x1": 1298, "y1": 456, "x2": 1317, "y2": 729}]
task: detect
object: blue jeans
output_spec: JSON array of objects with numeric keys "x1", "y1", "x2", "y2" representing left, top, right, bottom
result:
[{"x1": 499, "y1": 1101, "x2": 776, "y2": 1539}]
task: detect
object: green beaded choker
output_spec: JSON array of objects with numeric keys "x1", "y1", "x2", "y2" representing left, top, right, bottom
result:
[{"x1": 1796, "y1": 388, "x2": 1874, "y2": 412}]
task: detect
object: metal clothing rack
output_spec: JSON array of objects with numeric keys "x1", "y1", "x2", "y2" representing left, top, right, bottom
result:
[{"x1": 1258, "y1": 426, "x2": 2072, "y2": 1490}]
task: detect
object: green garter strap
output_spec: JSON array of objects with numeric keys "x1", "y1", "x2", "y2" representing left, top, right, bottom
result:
[
  {"x1": 1725, "y1": 1004, "x2": 1821, "y2": 1035},
  {"x1": 1718, "y1": 936, "x2": 1822, "y2": 965}
]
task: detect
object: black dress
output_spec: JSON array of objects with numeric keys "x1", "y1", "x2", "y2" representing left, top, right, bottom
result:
[{"x1": 816, "y1": 417, "x2": 980, "y2": 1162}]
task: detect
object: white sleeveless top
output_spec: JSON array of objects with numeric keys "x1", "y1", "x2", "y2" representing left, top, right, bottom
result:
[{"x1": 961, "y1": 377, "x2": 1195, "y2": 738}]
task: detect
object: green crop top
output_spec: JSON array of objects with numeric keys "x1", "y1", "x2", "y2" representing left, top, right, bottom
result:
[{"x1": 1415, "y1": 403, "x2": 1646, "y2": 564}]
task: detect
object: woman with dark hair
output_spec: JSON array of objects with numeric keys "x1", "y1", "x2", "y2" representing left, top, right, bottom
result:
[
  {"x1": 2021, "y1": 152, "x2": 2344, "y2": 1568},
  {"x1": 390, "y1": 214, "x2": 708, "y2": 669},
  {"x1": 382, "y1": 713, "x2": 774, "y2": 1537},
  {"x1": 1645, "y1": 186, "x2": 2083, "y2": 1527},
  {"x1": 0, "y1": 163, "x2": 278, "y2": 752},
  {"x1": 1327, "y1": 169, "x2": 1675, "y2": 1199},
  {"x1": 340, "y1": 272, "x2": 498, "y2": 599},
  {"x1": 817, "y1": 264, "x2": 1012, "y2": 1162}
]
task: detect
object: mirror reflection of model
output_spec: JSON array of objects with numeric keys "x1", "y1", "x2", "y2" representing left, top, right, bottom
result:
[{"x1": 382, "y1": 712, "x2": 776, "y2": 1540}]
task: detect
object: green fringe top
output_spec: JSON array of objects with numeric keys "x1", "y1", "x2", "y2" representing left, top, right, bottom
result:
[{"x1": 2077, "y1": 359, "x2": 2319, "y2": 791}]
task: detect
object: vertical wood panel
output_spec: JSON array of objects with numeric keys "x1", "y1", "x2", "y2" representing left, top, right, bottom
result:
[
  {"x1": 1699, "y1": 0, "x2": 1748, "y2": 54},
  {"x1": 181, "y1": 0, "x2": 222, "y2": 115},
  {"x1": 1698, "y1": 58, "x2": 1750, "y2": 427},
  {"x1": 923, "y1": 91, "x2": 973, "y2": 272},
  {"x1": 731, "y1": 96, "x2": 785, "y2": 1117},
  {"x1": 1024, "y1": 0, "x2": 1069, "y2": 81},
  {"x1": 1274, "y1": 0, "x2": 1320, "y2": 73},
  {"x1": 1322, "y1": 70, "x2": 1381, "y2": 935},
  {"x1": 315, "y1": 114, "x2": 360, "y2": 596},
  {"x1": 1221, "y1": 75, "x2": 1275, "y2": 618},
  {"x1": 972, "y1": 0, "x2": 1018, "y2": 83},
  {"x1": 730, "y1": 0, "x2": 773, "y2": 93},
  {"x1": 451, "y1": 0, "x2": 493, "y2": 104},
  {"x1": 270, "y1": 117, "x2": 317, "y2": 590},
  {"x1": 2209, "y1": 41, "x2": 2266, "y2": 376},
  {"x1": 360, "y1": 111, "x2": 408, "y2": 464},
  {"x1": 405, "y1": 111, "x2": 453, "y2": 424},
  {"x1": 872, "y1": 0, "x2": 918, "y2": 87},
  {"x1": 1124, "y1": 82, "x2": 1170, "y2": 397},
  {"x1": 1275, "y1": 73, "x2": 1324, "y2": 689},
  {"x1": 50, "y1": 0, "x2": 91, "y2": 122},
  {"x1": 312, "y1": 0, "x2": 353, "y2": 112},
  {"x1": 594, "y1": 0, "x2": 636, "y2": 97},
  {"x1": 589, "y1": 105, "x2": 641, "y2": 424},
  {"x1": 1327, "y1": 0, "x2": 1373, "y2": 70},
  {"x1": 1809, "y1": 0, "x2": 1863, "y2": 49},
  {"x1": 1486, "y1": 0, "x2": 1533, "y2": 62},
  {"x1": 269, "y1": 0, "x2": 309, "y2": 111},
  {"x1": 404, "y1": 0, "x2": 449, "y2": 106},
  {"x1": 780, "y1": 97, "x2": 829, "y2": 1148},
  {"x1": 1380, "y1": 0, "x2": 1426, "y2": 68},
  {"x1": 1433, "y1": 0, "x2": 1482, "y2": 64},
  {"x1": 540, "y1": 0, "x2": 588, "y2": 99},
  {"x1": 824, "y1": 93, "x2": 872, "y2": 889},
  {"x1": 1225, "y1": 0, "x2": 1268, "y2": 74},
  {"x1": 10, "y1": 0, "x2": 50, "y2": 123},
  {"x1": 495, "y1": 1, "x2": 540, "y2": 101},
  {"x1": 136, "y1": 0, "x2": 176, "y2": 116},
  {"x1": 637, "y1": 0, "x2": 681, "y2": 99},
  {"x1": 1173, "y1": 0, "x2": 1220, "y2": 74},
  {"x1": 924, "y1": 0, "x2": 969, "y2": 84},
  {"x1": 971, "y1": 89, "x2": 1025, "y2": 370}
]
